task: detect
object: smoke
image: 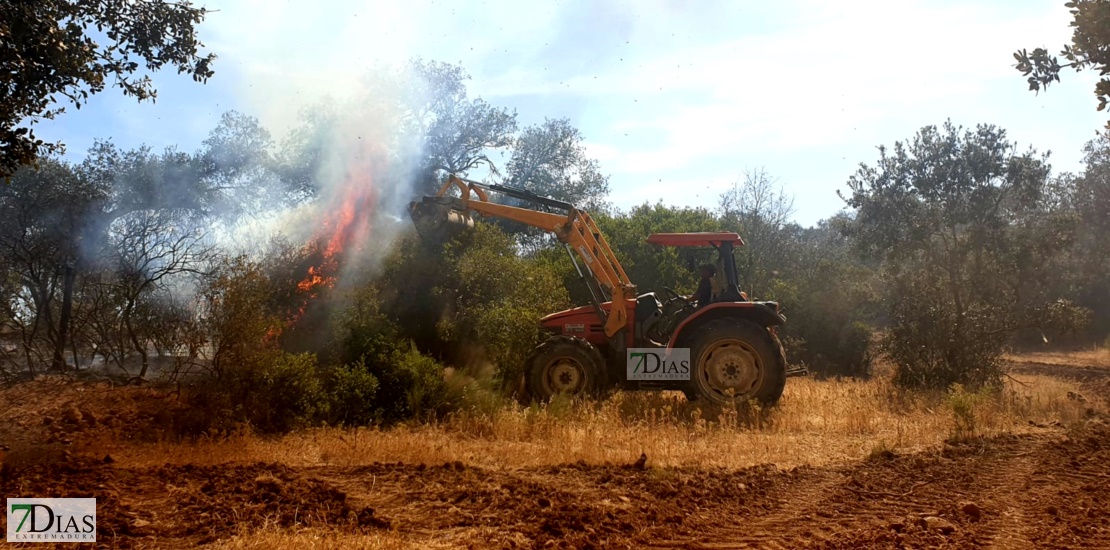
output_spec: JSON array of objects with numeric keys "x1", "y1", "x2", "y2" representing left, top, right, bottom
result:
[
  {"x1": 194, "y1": 0, "x2": 712, "y2": 275},
  {"x1": 200, "y1": 32, "x2": 436, "y2": 279}
]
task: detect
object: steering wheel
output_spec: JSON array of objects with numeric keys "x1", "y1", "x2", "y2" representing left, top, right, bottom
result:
[{"x1": 662, "y1": 287, "x2": 694, "y2": 307}]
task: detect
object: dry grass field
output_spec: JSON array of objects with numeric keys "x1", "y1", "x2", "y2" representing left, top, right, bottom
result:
[
  {"x1": 81, "y1": 372, "x2": 1091, "y2": 471},
  {"x1": 2, "y1": 352, "x2": 1108, "y2": 548}
]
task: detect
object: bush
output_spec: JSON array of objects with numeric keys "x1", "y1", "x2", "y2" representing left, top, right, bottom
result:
[
  {"x1": 364, "y1": 223, "x2": 568, "y2": 389},
  {"x1": 776, "y1": 300, "x2": 876, "y2": 379},
  {"x1": 438, "y1": 223, "x2": 570, "y2": 385},
  {"x1": 328, "y1": 285, "x2": 404, "y2": 367},
  {"x1": 182, "y1": 255, "x2": 333, "y2": 434},
  {"x1": 200, "y1": 256, "x2": 284, "y2": 381},
  {"x1": 249, "y1": 352, "x2": 328, "y2": 432},
  {"x1": 326, "y1": 359, "x2": 381, "y2": 426},
  {"x1": 886, "y1": 276, "x2": 1006, "y2": 390},
  {"x1": 186, "y1": 351, "x2": 327, "y2": 434},
  {"x1": 393, "y1": 344, "x2": 453, "y2": 420},
  {"x1": 327, "y1": 283, "x2": 454, "y2": 422},
  {"x1": 947, "y1": 384, "x2": 994, "y2": 441}
]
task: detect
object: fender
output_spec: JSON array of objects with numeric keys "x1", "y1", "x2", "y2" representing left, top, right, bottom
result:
[{"x1": 667, "y1": 302, "x2": 785, "y2": 349}]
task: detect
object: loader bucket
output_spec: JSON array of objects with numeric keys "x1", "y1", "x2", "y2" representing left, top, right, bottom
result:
[{"x1": 408, "y1": 198, "x2": 475, "y2": 244}]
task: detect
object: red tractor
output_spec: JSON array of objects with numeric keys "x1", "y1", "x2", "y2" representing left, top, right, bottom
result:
[{"x1": 410, "y1": 175, "x2": 802, "y2": 406}]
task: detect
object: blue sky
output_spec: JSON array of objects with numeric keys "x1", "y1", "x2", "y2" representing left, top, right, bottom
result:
[{"x1": 38, "y1": 0, "x2": 1106, "y2": 225}]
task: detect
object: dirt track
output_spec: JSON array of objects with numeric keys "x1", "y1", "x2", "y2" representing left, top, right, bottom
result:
[{"x1": 1, "y1": 420, "x2": 1107, "y2": 549}]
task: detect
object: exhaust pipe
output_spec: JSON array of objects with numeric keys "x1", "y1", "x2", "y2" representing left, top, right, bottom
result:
[{"x1": 408, "y1": 198, "x2": 475, "y2": 243}]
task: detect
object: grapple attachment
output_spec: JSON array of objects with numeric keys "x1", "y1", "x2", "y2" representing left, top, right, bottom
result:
[{"x1": 408, "y1": 197, "x2": 475, "y2": 244}]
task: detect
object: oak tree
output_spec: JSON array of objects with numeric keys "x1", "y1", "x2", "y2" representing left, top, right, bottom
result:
[{"x1": 0, "y1": 0, "x2": 215, "y2": 176}]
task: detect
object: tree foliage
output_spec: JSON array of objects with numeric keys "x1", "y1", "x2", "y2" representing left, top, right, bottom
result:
[
  {"x1": 841, "y1": 121, "x2": 1080, "y2": 388},
  {"x1": 1015, "y1": 0, "x2": 1110, "y2": 124},
  {"x1": 505, "y1": 118, "x2": 611, "y2": 211},
  {"x1": 0, "y1": 0, "x2": 215, "y2": 176},
  {"x1": 409, "y1": 60, "x2": 518, "y2": 189}
]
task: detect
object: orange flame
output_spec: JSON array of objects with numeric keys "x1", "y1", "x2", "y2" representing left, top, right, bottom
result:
[{"x1": 286, "y1": 147, "x2": 381, "y2": 327}]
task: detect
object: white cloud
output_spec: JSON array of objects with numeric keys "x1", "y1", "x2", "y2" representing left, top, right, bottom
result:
[
  {"x1": 580, "y1": 141, "x2": 620, "y2": 162},
  {"x1": 195, "y1": 0, "x2": 1100, "y2": 224},
  {"x1": 465, "y1": 0, "x2": 1097, "y2": 223}
]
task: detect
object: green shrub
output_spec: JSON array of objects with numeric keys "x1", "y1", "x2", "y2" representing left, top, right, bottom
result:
[
  {"x1": 947, "y1": 383, "x2": 994, "y2": 441},
  {"x1": 394, "y1": 345, "x2": 453, "y2": 420},
  {"x1": 887, "y1": 275, "x2": 1006, "y2": 390},
  {"x1": 364, "y1": 223, "x2": 568, "y2": 389},
  {"x1": 439, "y1": 223, "x2": 569, "y2": 385},
  {"x1": 328, "y1": 285, "x2": 404, "y2": 366},
  {"x1": 186, "y1": 351, "x2": 327, "y2": 434},
  {"x1": 328, "y1": 275, "x2": 456, "y2": 422},
  {"x1": 326, "y1": 359, "x2": 381, "y2": 426},
  {"x1": 252, "y1": 352, "x2": 327, "y2": 432},
  {"x1": 333, "y1": 341, "x2": 452, "y2": 424}
]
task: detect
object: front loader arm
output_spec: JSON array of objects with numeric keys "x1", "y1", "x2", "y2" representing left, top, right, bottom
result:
[{"x1": 410, "y1": 175, "x2": 635, "y2": 339}]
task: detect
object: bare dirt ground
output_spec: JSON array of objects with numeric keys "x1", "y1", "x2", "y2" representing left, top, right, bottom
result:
[{"x1": 2, "y1": 359, "x2": 1108, "y2": 549}]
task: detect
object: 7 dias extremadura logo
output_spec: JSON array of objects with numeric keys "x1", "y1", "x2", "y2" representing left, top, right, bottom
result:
[
  {"x1": 627, "y1": 348, "x2": 691, "y2": 380},
  {"x1": 7, "y1": 498, "x2": 96, "y2": 543}
]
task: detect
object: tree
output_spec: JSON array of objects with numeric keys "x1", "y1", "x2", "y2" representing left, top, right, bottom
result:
[
  {"x1": 276, "y1": 60, "x2": 518, "y2": 204},
  {"x1": 195, "y1": 111, "x2": 283, "y2": 219},
  {"x1": 408, "y1": 60, "x2": 518, "y2": 192},
  {"x1": 105, "y1": 209, "x2": 212, "y2": 377},
  {"x1": 718, "y1": 168, "x2": 796, "y2": 298},
  {"x1": 493, "y1": 118, "x2": 611, "y2": 252},
  {"x1": 1066, "y1": 132, "x2": 1110, "y2": 336},
  {"x1": 841, "y1": 121, "x2": 1077, "y2": 389},
  {"x1": 0, "y1": 118, "x2": 281, "y2": 377},
  {"x1": 0, "y1": 159, "x2": 107, "y2": 373},
  {"x1": 1014, "y1": 0, "x2": 1110, "y2": 124},
  {"x1": 504, "y1": 118, "x2": 611, "y2": 211},
  {"x1": 771, "y1": 216, "x2": 880, "y2": 377},
  {"x1": 0, "y1": 0, "x2": 215, "y2": 176}
]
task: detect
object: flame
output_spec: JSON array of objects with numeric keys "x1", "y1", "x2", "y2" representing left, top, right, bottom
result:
[
  {"x1": 286, "y1": 148, "x2": 381, "y2": 327},
  {"x1": 297, "y1": 265, "x2": 332, "y2": 294}
]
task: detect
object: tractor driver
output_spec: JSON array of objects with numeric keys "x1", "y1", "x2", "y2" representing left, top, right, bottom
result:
[{"x1": 692, "y1": 264, "x2": 716, "y2": 308}]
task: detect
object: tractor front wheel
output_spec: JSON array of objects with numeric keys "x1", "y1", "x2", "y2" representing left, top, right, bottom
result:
[
  {"x1": 525, "y1": 336, "x2": 607, "y2": 402},
  {"x1": 687, "y1": 320, "x2": 786, "y2": 406}
]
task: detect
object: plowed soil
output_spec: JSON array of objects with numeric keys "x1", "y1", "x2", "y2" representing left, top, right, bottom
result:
[{"x1": 2, "y1": 371, "x2": 1109, "y2": 549}]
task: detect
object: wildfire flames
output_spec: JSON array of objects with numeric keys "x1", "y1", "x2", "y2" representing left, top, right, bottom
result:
[{"x1": 286, "y1": 155, "x2": 380, "y2": 327}]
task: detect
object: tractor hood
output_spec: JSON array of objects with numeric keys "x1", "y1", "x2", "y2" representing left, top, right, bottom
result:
[{"x1": 539, "y1": 300, "x2": 631, "y2": 336}]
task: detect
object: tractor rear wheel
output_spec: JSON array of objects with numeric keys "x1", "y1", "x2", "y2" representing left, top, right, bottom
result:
[
  {"x1": 687, "y1": 319, "x2": 786, "y2": 406},
  {"x1": 525, "y1": 336, "x2": 607, "y2": 402}
]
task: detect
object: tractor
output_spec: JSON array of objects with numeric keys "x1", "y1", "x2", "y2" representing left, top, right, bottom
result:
[{"x1": 409, "y1": 175, "x2": 803, "y2": 406}]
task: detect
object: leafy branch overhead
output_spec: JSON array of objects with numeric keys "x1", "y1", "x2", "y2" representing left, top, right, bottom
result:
[
  {"x1": 1014, "y1": 0, "x2": 1110, "y2": 122},
  {"x1": 0, "y1": 0, "x2": 215, "y2": 176}
]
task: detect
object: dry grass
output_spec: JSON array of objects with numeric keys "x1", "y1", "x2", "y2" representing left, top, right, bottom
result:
[
  {"x1": 1004, "y1": 347, "x2": 1110, "y2": 368},
  {"x1": 90, "y1": 371, "x2": 1093, "y2": 471},
  {"x1": 208, "y1": 527, "x2": 463, "y2": 549}
]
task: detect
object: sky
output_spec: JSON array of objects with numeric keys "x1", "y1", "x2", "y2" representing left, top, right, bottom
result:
[{"x1": 37, "y1": 0, "x2": 1107, "y2": 226}]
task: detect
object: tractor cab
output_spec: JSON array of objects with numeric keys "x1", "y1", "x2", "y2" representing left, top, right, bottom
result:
[
  {"x1": 634, "y1": 232, "x2": 754, "y2": 345},
  {"x1": 646, "y1": 232, "x2": 749, "y2": 303}
]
